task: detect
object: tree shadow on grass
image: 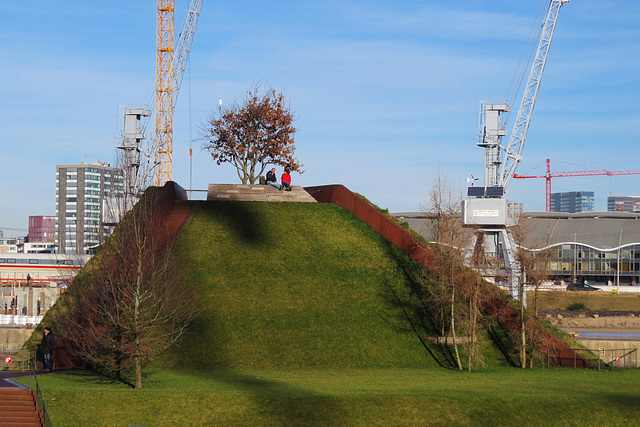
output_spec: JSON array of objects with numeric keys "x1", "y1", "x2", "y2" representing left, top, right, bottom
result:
[
  {"x1": 56, "y1": 369, "x2": 135, "y2": 388},
  {"x1": 380, "y1": 281, "x2": 452, "y2": 370},
  {"x1": 198, "y1": 201, "x2": 269, "y2": 246},
  {"x1": 379, "y1": 240, "x2": 459, "y2": 369},
  {"x1": 199, "y1": 369, "x2": 349, "y2": 425},
  {"x1": 601, "y1": 392, "x2": 640, "y2": 413}
]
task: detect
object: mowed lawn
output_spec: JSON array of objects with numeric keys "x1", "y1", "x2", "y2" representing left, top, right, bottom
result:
[
  {"x1": 20, "y1": 201, "x2": 640, "y2": 426},
  {"x1": 18, "y1": 366, "x2": 640, "y2": 426}
]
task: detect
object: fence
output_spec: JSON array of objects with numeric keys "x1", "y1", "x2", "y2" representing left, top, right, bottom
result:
[
  {"x1": 1, "y1": 349, "x2": 51, "y2": 425},
  {"x1": 1, "y1": 349, "x2": 36, "y2": 371},
  {"x1": 547, "y1": 347, "x2": 638, "y2": 369},
  {"x1": 28, "y1": 359, "x2": 52, "y2": 427}
]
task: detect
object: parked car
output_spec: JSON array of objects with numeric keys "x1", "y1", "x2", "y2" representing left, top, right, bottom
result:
[{"x1": 566, "y1": 283, "x2": 602, "y2": 291}]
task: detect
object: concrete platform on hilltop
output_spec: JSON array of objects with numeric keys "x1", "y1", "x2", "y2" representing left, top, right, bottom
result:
[{"x1": 207, "y1": 184, "x2": 317, "y2": 203}]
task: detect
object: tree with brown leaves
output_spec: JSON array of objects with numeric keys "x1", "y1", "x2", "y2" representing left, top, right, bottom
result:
[{"x1": 201, "y1": 86, "x2": 303, "y2": 184}]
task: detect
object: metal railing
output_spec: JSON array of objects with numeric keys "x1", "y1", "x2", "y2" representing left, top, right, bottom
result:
[
  {"x1": 547, "y1": 347, "x2": 638, "y2": 370},
  {"x1": 597, "y1": 347, "x2": 638, "y2": 369},
  {"x1": 28, "y1": 359, "x2": 52, "y2": 427},
  {"x1": 1, "y1": 348, "x2": 35, "y2": 371},
  {"x1": 1, "y1": 349, "x2": 52, "y2": 426}
]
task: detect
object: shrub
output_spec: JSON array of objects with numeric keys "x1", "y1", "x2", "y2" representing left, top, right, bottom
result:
[{"x1": 567, "y1": 302, "x2": 586, "y2": 311}]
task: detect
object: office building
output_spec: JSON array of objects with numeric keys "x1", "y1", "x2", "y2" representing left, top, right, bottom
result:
[
  {"x1": 28, "y1": 215, "x2": 55, "y2": 242},
  {"x1": 0, "y1": 236, "x2": 19, "y2": 253},
  {"x1": 550, "y1": 191, "x2": 594, "y2": 213},
  {"x1": 608, "y1": 196, "x2": 640, "y2": 213},
  {"x1": 56, "y1": 162, "x2": 124, "y2": 254}
]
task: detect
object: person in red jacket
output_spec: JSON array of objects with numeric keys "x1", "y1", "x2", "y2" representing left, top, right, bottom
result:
[{"x1": 281, "y1": 167, "x2": 292, "y2": 191}]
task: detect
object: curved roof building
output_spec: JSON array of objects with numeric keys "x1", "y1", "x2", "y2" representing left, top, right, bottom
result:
[{"x1": 394, "y1": 211, "x2": 640, "y2": 288}]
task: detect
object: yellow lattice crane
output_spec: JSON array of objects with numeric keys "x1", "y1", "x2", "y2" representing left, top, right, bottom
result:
[{"x1": 154, "y1": 0, "x2": 203, "y2": 186}]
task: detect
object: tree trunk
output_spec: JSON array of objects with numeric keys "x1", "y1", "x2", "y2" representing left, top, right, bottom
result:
[
  {"x1": 520, "y1": 320, "x2": 526, "y2": 368},
  {"x1": 450, "y1": 265, "x2": 462, "y2": 370},
  {"x1": 440, "y1": 297, "x2": 446, "y2": 337},
  {"x1": 520, "y1": 285, "x2": 526, "y2": 369},
  {"x1": 468, "y1": 280, "x2": 479, "y2": 372},
  {"x1": 134, "y1": 241, "x2": 143, "y2": 389},
  {"x1": 134, "y1": 354, "x2": 142, "y2": 389}
]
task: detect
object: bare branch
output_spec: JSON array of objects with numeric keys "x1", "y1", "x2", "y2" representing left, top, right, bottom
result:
[{"x1": 63, "y1": 177, "x2": 200, "y2": 389}]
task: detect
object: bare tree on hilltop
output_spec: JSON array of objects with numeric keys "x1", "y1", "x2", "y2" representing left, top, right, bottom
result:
[
  {"x1": 201, "y1": 85, "x2": 303, "y2": 184},
  {"x1": 64, "y1": 153, "x2": 199, "y2": 389}
]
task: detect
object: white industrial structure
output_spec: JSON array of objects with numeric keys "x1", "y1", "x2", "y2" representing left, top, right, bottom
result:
[
  {"x1": 116, "y1": 0, "x2": 204, "y2": 193},
  {"x1": 118, "y1": 107, "x2": 152, "y2": 197},
  {"x1": 462, "y1": 0, "x2": 570, "y2": 301}
]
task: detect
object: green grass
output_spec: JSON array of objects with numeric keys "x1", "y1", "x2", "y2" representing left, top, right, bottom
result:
[
  {"x1": 27, "y1": 199, "x2": 626, "y2": 425},
  {"x1": 17, "y1": 366, "x2": 640, "y2": 426},
  {"x1": 168, "y1": 201, "x2": 453, "y2": 369},
  {"x1": 532, "y1": 291, "x2": 640, "y2": 311}
]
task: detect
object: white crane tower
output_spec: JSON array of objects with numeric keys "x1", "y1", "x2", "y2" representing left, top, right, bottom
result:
[{"x1": 462, "y1": 0, "x2": 570, "y2": 301}]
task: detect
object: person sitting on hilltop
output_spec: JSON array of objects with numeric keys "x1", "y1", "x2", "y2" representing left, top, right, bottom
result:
[
  {"x1": 266, "y1": 168, "x2": 283, "y2": 190},
  {"x1": 281, "y1": 167, "x2": 292, "y2": 191}
]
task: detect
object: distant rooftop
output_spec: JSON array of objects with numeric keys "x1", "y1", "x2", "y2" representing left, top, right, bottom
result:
[{"x1": 393, "y1": 211, "x2": 640, "y2": 251}]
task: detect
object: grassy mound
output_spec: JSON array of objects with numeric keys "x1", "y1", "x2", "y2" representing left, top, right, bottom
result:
[
  {"x1": 28, "y1": 198, "x2": 518, "y2": 371},
  {"x1": 170, "y1": 201, "x2": 439, "y2": 369}
]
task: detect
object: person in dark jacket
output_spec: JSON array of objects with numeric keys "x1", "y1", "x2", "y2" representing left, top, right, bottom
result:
[
  {"x1": 266, "y1": 168, "x2": 283, "y2": 190},
  {"x1": 41, "y1": 326, "x2": 55, "y2": 371}
]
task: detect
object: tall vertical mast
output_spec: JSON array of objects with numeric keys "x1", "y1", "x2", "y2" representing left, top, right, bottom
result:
[{"x1": 155, "y1": 0, "x2": 175, "y2": 186}]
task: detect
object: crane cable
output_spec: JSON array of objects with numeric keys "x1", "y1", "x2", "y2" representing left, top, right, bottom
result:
[
  {"x1": 218, "y1": 0, "x2": 224, "y2": 109},
  {"x1": 188, "y1": 55, "x2": 193, "y2": 192},
  {"x1": 503, "y1": 0, "x2": 549, "y2": 125}
]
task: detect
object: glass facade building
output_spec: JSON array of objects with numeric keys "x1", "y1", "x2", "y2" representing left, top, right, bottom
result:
[
  {"x1": 608, "y1": 196, "x2": 640, "y2": 213},
  {"x1": 519, "y1": 211, "x2": 640, "y2": 287},
  {"x1": 395, "y1": 211, "x2": 640, "y2": 289},
  {"x1": 550, "y1": 191, "x2": 594, "y2": 213},
  {"x1": 56, "y1": 162, "x2": 124, "y2": 254},
  {"x1": 539, "y1": 243, "x2": 640, "y2": 287},
  {"x1": 28, "y1": 216, "x2": 55, "y2": 243}
]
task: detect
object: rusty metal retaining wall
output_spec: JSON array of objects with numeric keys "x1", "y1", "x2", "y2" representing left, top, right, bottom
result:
[
  {"x1": 304, "y1": 185, "x2": 434, "y2": 266},
  {"x1": 304, "y1": 184, "x2": 593, "y2": 368}
]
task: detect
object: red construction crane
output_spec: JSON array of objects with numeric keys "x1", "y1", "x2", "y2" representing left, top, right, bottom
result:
[{"x1": 513, "y1": 158, "x2": 640, "y2": 211}]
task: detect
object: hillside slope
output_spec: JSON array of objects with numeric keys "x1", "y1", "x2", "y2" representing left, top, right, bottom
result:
[
  {"x1": 27, "y1": 186, "x2": 584, "y2": 372},
  {"x1": 171, "y1": 201, "x2": 460, "y2": 369}
]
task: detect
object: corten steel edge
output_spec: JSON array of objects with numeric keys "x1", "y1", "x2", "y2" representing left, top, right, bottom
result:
[{"x1": 304, "y1": 184, "x2": 593, "y2": 368}]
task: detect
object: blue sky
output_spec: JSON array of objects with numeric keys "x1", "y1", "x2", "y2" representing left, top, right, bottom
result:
[{"x1": 1, "y1": 0, "x2": 639, "y2": 235}]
